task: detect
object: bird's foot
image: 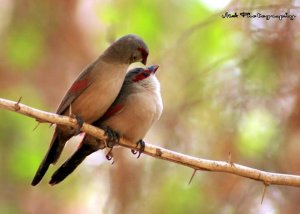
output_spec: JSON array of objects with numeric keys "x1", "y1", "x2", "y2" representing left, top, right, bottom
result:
[
  {"x1": 131, "y1": 139, "x2": 145, "y2": 159},
  {"x1": 100, "y1": 125, "x2": 119, "y2": 148},
  {"x1": 105, "y1": 147, "x2": 114, "y2": 164},
  {"x1": 70, "y1": 115, "x2": 84, "y2": 136},
  {"x1": 98, "y1": 125, "x2": 119, "y2": 164}
]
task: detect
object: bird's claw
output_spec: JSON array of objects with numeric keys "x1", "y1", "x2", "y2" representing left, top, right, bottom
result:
[
  {"x1": 106, "y1": 154, "x2": 113, "y2": 160},
  {"x1": 131, "y1": 139, "x2": 145, "y2": 159},
  {"x1": 98, "y1": 126, "x2": 118, "y2": 164},
  {"x1": 100, "y1": 125, "x2": 119, "y2": 148},
  {"x1": 71, "y1": 115, "x2": 84, "y2": 136},
  {"x1": 105, "y1": 147, "x2": 114, "y2": 164}
]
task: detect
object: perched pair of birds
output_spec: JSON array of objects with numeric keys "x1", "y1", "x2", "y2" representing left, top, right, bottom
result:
[{"x1": 31, "y1": 34, "x2": 163, "y2": 186}]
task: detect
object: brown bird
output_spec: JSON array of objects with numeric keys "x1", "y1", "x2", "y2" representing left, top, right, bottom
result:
[
  {"x1": 31, "y1": 34, "x2": 149, "y2": 186},
  {"x1": 49, "y1": 65, "x2": 163, "y2": 185}
]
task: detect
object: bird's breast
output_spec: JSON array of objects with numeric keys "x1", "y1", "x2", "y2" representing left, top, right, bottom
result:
[{"x1": 103, "y1": 90, "x2": 162, "y2": 143}]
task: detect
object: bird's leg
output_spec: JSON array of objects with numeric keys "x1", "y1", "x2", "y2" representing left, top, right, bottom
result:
[
  {"x1": 95, "y1": 138, "x2": 107, "y2": 150},
  {"x1": 70, "y1": 114, "x2": 84, "y2": 136},
  {"x1": 100, "y1": 125, "x2": 120, "y2": 148},
  {"x1": 131, "y1": 139, "x2": 145, "y2": 159},
  {"x1": 68, "y1": 104, "x2": 84, "y2": 136},
  {"x1": 99, "y1": 125, "x2": 119, "y2": 163}
]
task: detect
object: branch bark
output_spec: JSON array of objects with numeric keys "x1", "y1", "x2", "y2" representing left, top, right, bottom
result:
[{"x1": 1, "y1": 97, "x2": 300, "y2": 187}]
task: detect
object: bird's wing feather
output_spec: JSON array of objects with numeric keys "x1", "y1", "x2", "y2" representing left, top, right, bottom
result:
[
  {"x1": 49, "y1": 141, "x2": 99, "y2": 185},
  {"x1": 56, "y1": 63, "x2": 95, "y2": 115},
  {"x1": 100, "y1": 103, "x2": 125, "y2": 121}
]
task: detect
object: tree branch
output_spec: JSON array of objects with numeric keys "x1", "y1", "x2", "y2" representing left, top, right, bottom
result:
[{"x1": 1, "y1": 97, "x2": 300, "y2": 187}]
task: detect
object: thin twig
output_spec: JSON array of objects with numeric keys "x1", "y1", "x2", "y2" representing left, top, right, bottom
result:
[
  {"x1": 1, "y1": 97, "x2": 300, "y2": 187},
  {"x1": 261, "y1": 183, "x2": 269, "y2": 204},
  {"x1": 188, "y1": 169, "x2": 197, "y2": 185},
  {"x1": 32, "y1": 122, "x2": 40, "y2": 131}
]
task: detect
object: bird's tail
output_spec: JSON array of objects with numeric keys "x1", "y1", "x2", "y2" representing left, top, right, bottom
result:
[
  {"x1": 49, "y1": 141, "x2": 98, "y2": 185},
  {"x1": 31, "y1": 130, "x2": 67, "y2": 186}
]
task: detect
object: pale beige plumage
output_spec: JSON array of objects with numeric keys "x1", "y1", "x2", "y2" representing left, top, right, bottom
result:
[
  {"x1": 32, "y1": 34, "x2": 149, "y2": 186},
  {"x1": 49, "y1": 65, "x2": 163, "y2": 185},
  {"x1": 102, "y1": 71, "x2": 162, "y2": 143}
]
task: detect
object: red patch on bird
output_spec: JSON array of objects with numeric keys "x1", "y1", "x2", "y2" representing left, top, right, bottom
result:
[
  {"x1": 132, "y1": 70, "x2": 151, "y2": 82},
  {"x1": 137, "y1": 47, "x2": 148, "y2": 64},
  {"x1": 69, "y1": 79, "x2": 89, "y2": 93},
  {"x1": 138, "y1": 47, "x2": 148, "y2": 57},
  {"x1": 102, "y1": 104, "x2": 124, "y2": 120}
]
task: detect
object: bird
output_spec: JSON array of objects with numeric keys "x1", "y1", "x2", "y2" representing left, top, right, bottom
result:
[
  {"x1": 31, "y1": 34, "x2": 149, "y2": 186},
  {"x1": 49, "y1": 65, "x2": 163, "y2": 185}
]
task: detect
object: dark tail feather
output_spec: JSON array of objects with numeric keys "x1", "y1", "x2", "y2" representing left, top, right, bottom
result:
[
  {"x1": 31, "y1": 131, "x2": 67, "y2": 186},
  {"x1": 49, "y1": 143, "x2": 98, "y2": 185}
]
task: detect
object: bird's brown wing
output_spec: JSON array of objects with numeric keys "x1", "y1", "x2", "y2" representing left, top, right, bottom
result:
[
  {"x1": 56, "y1": 63, "x2": 96, "y2": 115},
  {"x1": 99, "y1": 103, "x2": 125, "y2": 121}
]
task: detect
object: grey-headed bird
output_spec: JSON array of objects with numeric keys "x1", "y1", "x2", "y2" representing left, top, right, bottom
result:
[
  {"x1": 32, "y1": 35, "x2": 149, "y2": 186},
  {"x1": 49, "y1": 65, "x2": 163, "y2": 185}
]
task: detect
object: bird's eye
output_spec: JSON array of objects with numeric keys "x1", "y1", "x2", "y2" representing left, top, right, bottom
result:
[
  {"x1": 143, "y1": 73, "x2": 149, "y2": 77},
  {"x1": 131, "y1": 55, "x2": 137, "y2": 61}
]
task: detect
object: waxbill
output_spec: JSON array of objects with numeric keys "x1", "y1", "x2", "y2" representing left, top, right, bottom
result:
[
  {"x1": 31, "y1": 34, "x2": 149, "y2": 186},
  {"x1": 49, "y1": 65, "x2": 163, "y2": 185}
]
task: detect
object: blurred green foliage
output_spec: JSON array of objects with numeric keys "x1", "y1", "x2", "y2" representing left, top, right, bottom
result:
[
  {"x1": 237, "y1": 108, "x2": 278, "y2": 158},
  {"x1": 0, "y1": 87, "x2": 48, "y2": 181},
  {"x1": 5, "y1": 23, "x2": 44, "y2": 70},
  {"x1": 148, "y1": 177, "x2": 205, "y2": 214}
]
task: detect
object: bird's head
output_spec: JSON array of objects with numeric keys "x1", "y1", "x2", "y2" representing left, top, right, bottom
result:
[
  {"x1": 107, "y1": 34, "x2": 149, "y2": 65},
  {"x1": 131, "y1": 65, "x2": 159, "y2": 82}
]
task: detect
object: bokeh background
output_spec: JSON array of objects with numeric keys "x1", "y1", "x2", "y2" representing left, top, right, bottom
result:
[{"x1": 1, "y1": 0, "x2": 300, "y2": 213}]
